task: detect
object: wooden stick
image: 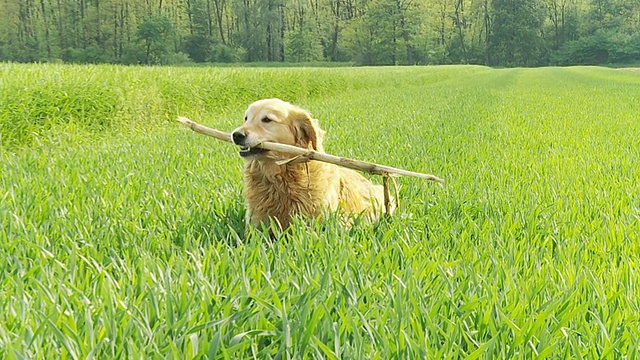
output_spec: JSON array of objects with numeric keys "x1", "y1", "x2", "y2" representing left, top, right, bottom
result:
[
  {"x1": 383, "y1": 175, "x2": 391, "y2": 216},
  {"x1": 177, "y1": 116, "x2": 445, "y2": 184}
]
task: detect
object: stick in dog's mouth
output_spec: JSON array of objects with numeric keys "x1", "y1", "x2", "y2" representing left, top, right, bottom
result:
[
  {"x1": 239, "y1": 146, "x2": 268, "y2": 157},
  {"x1": 178, "y1": 116, "x2": 445, "y2": 184}
]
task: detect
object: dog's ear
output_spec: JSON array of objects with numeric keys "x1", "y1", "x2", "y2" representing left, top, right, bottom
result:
[{"x1": 291, "y1": 109, "x2": 325, "y2": 151}]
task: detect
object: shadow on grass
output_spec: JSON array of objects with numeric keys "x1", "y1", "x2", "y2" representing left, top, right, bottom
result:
[
  {"x1": 172, "y1": 200, "x2": 401, "y2": 247},
  {"x1": 172, "y1": 200, "x2": 248, "y2": 247}
]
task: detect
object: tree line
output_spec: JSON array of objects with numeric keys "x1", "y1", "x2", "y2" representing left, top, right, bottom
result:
[{"x1": 1, "y1": 0, "x2": 639, "y2": 67}]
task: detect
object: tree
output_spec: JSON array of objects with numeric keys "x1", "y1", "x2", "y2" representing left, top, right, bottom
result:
[
  {"x1": 489, "y1": 0, "x2": 546, "y2": 66},
  {"x1": 137, "y1": 15, "x2": 174, "y2": 64},
  {"x1": 183, "y1": 0, "x2": 216, "y2": 62},
  {"x1": 233, "y1": 0, "x2": 265, "y2": 61},
  {"x1": 286, "y1": 19, "x2": 324, "y2": 62},
  {"x1": 0, "y1": 0, "x2": 639, "y2": 66},
  {"x1": 342, "y1": 0, "x2": 421, "y2": 65},
  {"x1": 183, "y1": 34, "x2": 214, "y2": 62}
]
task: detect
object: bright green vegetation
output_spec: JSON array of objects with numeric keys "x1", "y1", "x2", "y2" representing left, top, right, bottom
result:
[
  {"x1": 1, "y1": 64, "x2": 640, "y2": 358},
  {"x1": 3, "y1": 0, "x2": 640, "y2": 67}
]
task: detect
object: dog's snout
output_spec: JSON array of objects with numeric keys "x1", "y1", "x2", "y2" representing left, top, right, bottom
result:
[{"x1": 232, "y1": 131, "x2": 247, "y2": 145}]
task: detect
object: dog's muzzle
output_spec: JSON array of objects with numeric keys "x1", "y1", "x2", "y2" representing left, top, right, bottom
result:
[
  {"x1": 232, "y1": 131, "x2": 268, "y2": 157},
  {"x1": 232, "y1": 131, "x2": 247, "y2": 145}
]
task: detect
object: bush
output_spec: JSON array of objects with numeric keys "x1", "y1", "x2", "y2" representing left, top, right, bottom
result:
[
  {"x1": 210, "y1": 44, "x2": 238, "y2": 63},
  {"x1": 552, "y1": 30, "x2": 640, "y2": 65},
  {"x1": 610, "y1": 34, "x2": 640, "y2": 64},
  {"x1": 137, "y1": 15, "x2": 175, "y2": 64},
  {"x1": 183, "y1": 34, "x2": 214, "y2": 63},
  {"x1": 285, "y1": 26, "x2": 324, "y2": 63},
  {"x1": 2, "y1": 39, "x2": 42, "y2": 63},
  {"x1": 160, "y1": 52, "x2": 193, "y2": 65},
  {"x1": 62, "y1": 46, "x2": 110, "y2": 64},
  {"x1": 117, "y1": 45, "x2": 147, "y2": 65}
]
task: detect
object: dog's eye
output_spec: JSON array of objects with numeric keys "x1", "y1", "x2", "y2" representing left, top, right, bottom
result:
[
  {"x1": 244, "y1": 116, "x2": 248, "y2": 122},
  {"x1": 261, "y1": 117, "x2": 272, "y2": 123}
]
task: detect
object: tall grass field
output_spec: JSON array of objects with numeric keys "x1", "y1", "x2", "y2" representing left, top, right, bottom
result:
[{"x1": 1, "y1": 63, "x2": 640, "y2": 358}]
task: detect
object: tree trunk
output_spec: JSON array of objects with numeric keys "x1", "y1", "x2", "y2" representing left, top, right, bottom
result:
[
  {"x1": 454, "y1": 0, "x2": 466, "y2": 60},
  {"x1": 56, "y1": 0, "x2": 65, "y2": 50},
  {"x1": 206, "y1": 0, "x2": 214, "y2": 36},
  {"x1": 439, "y1": 0, "x2": 447, "y2": 62},
  {"x1": 560, "y1": 0, "x2": 566, "y2": 44},
  {"x1": 400, "y1": 14, "x2": 413, "y2": 64},
  {"x1": 243, "y1": 0, "x2": 253, "y2": 61},
  {"x1": 96, "y1": 0, "x2": 102, "y2": 46},
  {"x1": 40, "y1": 0, "x2": 51, "y2": 57},
  {"x1": 146, "y1": 40, "x2": 152, "y2": 63},
  {"x1": 18, "y1": 1, "x2": 28, "y2": 43},
  {"x1": 266, "y1": 0, "x2": 273, "y2": 61},
  {"x1": 330, "y1": 0, "x2": 341, "y2": 61},
  {"x1": 80, "y1": 0, "x2": 86, "y2": 48},
  {"x1": 213, "y1": 0, "x2": 226, "y2": 44},
  {"x1": 279, "y1": 3, "x2": 285, "y2": 61},
  {"x1": 392, "y1": 21, "x2": 397, "y2": 65},
  {"x1": 186, "y1": 0, "x2": 194, "y2": 34},
  {"x1": 484, "y1": 0, "x2": 492, "y2": 66},
  {"x1": 113, "y1": 3, "x2": 118, "y2": 58}
]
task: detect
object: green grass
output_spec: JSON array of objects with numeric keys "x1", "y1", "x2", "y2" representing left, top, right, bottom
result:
[{"x1": 1, "y1": 63, "x2": 640, "y2": 358}]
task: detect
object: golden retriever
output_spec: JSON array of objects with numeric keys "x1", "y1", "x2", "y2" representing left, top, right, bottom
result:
[{"x1": 231, "y1": 98, "x2": 392, "y2": 230}]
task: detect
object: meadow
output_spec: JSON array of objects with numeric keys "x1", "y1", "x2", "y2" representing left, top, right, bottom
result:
[{"x1": 1, "y1": 63, "x2": 640, "y2": 358}]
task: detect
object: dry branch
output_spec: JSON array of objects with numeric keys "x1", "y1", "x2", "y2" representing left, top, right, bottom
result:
[{"x1": 177, "y1": 116, "x2": 445, "y2": 185}]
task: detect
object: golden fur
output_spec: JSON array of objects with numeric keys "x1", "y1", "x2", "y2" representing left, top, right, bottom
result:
[{"x1": 231, "y1": 98, "x2": 391, "y2": 229}]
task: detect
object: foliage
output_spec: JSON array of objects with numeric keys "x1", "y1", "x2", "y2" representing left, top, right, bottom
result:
[
  {"x1": 489, "y1": 0, "x2": 547, "y2": 66},
  {"x1": 285, "y1": 21, "x2": 325, "y2": 62},
  {"x1": 553, "y1": 30, "x2": 640, "y2": 65},
  {"x1": 342, "y1": 0, "x2": 422, "y2": 65},
  {"x1": 137, "y1": 15, "x2": 176, "y2": 65},
  {"x1": 161, "y1": 52, "x2": 194, "y2": 66},
  {"x1": 1, "y1": 0, "x2": 639, "y2": 67},
  {"x1": 183, "y1": 34, "x2": 215, "y2": 63},
  {"x1": 211, "y1": 44, "x2": 240, "y2": 63},
  {"x1": 2, "y1": 63, "x2": 640, "y2": 358},
  {"x1": 62, "y1": 45, "x2": 111, "y2": 64}
]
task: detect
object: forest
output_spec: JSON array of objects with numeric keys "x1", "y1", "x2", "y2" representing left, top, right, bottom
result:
[{"x1": 1, "y1": 0, "x2": 639, "y2": 67}]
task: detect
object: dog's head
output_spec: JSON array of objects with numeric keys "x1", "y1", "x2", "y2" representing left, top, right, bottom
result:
[{"x1": 231, "y1": 98, "x2": 325, "y2": 160}]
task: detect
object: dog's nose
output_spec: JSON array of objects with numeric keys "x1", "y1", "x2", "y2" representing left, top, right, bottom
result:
[{"x1": 232, "y1": 131, "x2": 246, "y2": 145}]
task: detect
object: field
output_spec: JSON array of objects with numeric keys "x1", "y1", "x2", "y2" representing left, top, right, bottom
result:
[{"x1": 1, "y1": 63, "x2": 640, "y2": 358}]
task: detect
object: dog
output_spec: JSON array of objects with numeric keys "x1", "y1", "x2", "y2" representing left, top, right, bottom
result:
[{"x1": 231, "y1": 98, "x2": 392, "y2": 230}]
